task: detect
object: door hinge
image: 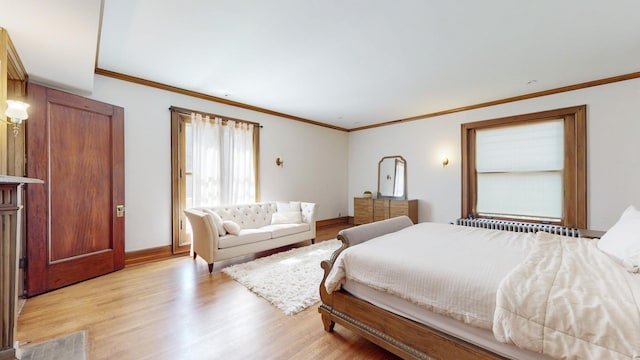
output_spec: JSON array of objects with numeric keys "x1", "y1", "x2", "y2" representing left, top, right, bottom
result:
[
  {"x1": 19, "y1": 257, "x2": 27, "y2": 269},
  {"x1": 180, "y1": 219, "x2": 183, "y2": 230}
]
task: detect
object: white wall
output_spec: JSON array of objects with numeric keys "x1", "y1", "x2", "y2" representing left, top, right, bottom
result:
[
  {"x1": 83, "y1": 74, "x2": 640, "y2": 251},
  {"x1": 89, "y1": 75, "x2": 349, "y2": 251},
  {"x1": 348, "y1": 78, "x2": 640, "y2": 231}
]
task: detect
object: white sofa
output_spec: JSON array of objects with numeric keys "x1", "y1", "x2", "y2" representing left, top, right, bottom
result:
[{"x1": 184, "y1": 201, "x2": 318, "y2": 272}]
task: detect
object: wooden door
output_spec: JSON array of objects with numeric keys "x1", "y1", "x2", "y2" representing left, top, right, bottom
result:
[{"x1": 25, "y1": 83, "x2": 125, "y2": 296}]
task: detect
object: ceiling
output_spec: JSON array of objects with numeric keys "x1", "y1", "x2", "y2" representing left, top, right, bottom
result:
[{"x1": 2, "y1": 0, "x2": 640, "y2": 130}]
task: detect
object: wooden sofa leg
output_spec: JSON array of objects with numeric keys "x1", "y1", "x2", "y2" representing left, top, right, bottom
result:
[
  {"x1": 193, "y1": 251, "x2": 197, "y2": 260},
  {"x1": 208, "y1": 263, "x2": 213, "y2": 273},
  {"x1": 311, "y1": 238, "x2": 316, "y2": 244}
]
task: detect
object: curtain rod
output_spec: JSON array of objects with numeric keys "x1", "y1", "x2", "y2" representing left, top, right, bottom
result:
[{"x1": 169, "y1": 106, "x2": 263, "y2": 128}]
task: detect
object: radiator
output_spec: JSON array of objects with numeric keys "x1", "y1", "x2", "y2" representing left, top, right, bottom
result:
[{"x1": 454, "y1": 218, "x2": 581, "y2": 238}]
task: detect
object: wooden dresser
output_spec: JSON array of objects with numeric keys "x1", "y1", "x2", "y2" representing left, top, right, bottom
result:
[{"x1": 354, "y1": 198, "x2": 418, "y2": 225}]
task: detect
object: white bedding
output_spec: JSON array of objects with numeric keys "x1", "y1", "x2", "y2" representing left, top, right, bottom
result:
[
  {"x1": 344, "y1": 280, "x2": 550, "y2": 360},
  {"x1": 325, "y1": 222, "x2": 533, "y2": 330},
  {"x1": 494, "y1": 231, "x2": 640, "y2": 359}
]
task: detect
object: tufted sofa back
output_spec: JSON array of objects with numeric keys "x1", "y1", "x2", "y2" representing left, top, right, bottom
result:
[
  {"x1": 193, "y1": 201, "x2": 317, "y2": 231},
  {"x1": 300, "y1": 202, "x2": 316, "y2": 224},
  {"x1": 213, "y1": 202, "x2": 277, "y2": 229}
]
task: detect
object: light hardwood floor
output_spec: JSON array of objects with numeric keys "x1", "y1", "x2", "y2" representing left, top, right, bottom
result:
[{"x1": 17, "y1": 223, "x2": 400, "y2": 359}]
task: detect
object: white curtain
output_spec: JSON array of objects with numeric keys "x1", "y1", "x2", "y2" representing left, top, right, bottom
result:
[
  {"x1": 191, "y1": 114, "x2": 255, "y2": 207},
  {"x1": 222, "y1": 120, "x2": 255, "y2": 204},
  {"x1": 393, "y1": 160, "x2": 405, "y2": 197},
  {"x1": 192, "y1": 113, "x2": 221, "y2": 206}
]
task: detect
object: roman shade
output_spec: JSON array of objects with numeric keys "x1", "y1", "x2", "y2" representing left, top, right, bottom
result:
[{"x1": 475, "y1": 119, "x2": 564, "y2": 220}]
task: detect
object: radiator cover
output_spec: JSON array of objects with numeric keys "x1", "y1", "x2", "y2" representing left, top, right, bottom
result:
[{"x1": 454, "y1": 218, "x2": 581, "y2": 238}]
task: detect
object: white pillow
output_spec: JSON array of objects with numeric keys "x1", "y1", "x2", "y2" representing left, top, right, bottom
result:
[
  {"x1": 597, "y1": 205, "x2": 640, "y2": 272},
  {"x1": 271, "y1": 211, "x2": 302, "y2": 225},
  {"x1": 223, "y1": 220, "x2": 241, "y2": 235},
  {"x1": 203, "y1": 209, "x2": 226, "y2": 236},
  {"x1": 289, "y1": 201, "x2": 301, "y2": 212},
  {"x1": 276, "y1": 201, "x2": 301, "y2": 213}
]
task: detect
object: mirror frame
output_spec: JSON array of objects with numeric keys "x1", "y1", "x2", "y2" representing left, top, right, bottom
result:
[{"x1": 377, "y1": 155, "x2": 407, "y2": 200}]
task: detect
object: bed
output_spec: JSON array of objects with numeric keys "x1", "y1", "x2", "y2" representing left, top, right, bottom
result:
[{"x1": 318, "y1": 215, "x2": 640, "y2": 360}]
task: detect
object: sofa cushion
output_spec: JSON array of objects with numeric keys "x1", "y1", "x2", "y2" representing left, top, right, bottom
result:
[
  {"x1": 271, "y1": 211, "x2": 302, "y2": 224},
  {"x1": 218, "y1": 229, "x2": 272, "y2": 249},
  {"x1": 203, "y1": 209, "x2": 226, "y2": 236},
  {"x1": 223, "y1": 220, "x2": 241, "y2": 235},
  {"x1": 263, "y1": 223, "x2": 310, "y2": 238},
  {"x1": 276, "y1": 201, "x2": 301, "y2": 213}
]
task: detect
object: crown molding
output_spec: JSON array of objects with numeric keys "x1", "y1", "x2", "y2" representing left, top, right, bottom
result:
[
  {"x1": 94, "y1": 68, "x2": 349, "y2": 132},
  {"x1": 95, "y1": 67, "x2": 640, "y2": 133}
]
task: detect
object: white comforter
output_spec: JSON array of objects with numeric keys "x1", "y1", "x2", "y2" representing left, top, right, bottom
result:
[
  {"x1": 325, "y1": 222, "x2": 533, "y2": 330},
  {"x1": 493, "y1": 231, "x2": 640, "y2": 359}
]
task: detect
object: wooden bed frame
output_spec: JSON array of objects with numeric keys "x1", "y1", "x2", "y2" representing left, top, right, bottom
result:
[{"x1": 317, "y1": 217, "x2": 508, "y2": 360}]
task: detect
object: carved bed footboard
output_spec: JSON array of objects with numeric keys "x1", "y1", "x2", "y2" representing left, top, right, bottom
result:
[{"x1": 318, "y1": 216, "x2": 507, "y2": 360}]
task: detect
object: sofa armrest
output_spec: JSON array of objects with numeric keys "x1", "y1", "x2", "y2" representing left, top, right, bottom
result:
[
  {"x1": 301, "y1": 202, "x2": 318, "y2": 237},
  {"x1": 184, "y1": 208, "x2": 220, "y2": 264}
]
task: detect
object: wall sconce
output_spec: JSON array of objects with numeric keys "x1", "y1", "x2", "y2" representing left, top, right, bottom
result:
[
  {"x1": 275, "y1": 157, "x2": 284, "y2": 167},
  {"x1": 442, "y1": 156, "x2": 449, "y2": 167},
  {"x1": 4, "y1": 100, "x2": 29, "y2": 137}
]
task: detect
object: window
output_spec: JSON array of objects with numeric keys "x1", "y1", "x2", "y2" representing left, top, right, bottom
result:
[
  {"x1": 171, "y1": 107, "x2": 260, "y2": 254},
  {"x1": 461, "y1": 105, "x2": 586, "y2": 228}
]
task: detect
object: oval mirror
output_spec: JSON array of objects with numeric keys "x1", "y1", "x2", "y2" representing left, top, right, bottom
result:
[{"x1": 377, "y1": 156, "x2": 407, "y2": 199}]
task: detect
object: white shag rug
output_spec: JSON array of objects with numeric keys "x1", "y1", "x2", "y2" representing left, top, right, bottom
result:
[{"x1": 222, "y1": 239, "x2": 342, "y2": 315}]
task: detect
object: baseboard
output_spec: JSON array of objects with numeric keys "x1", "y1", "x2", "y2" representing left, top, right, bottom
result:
[
  {"x1": 317, "y1": 216, "x2": 350, "y2": 227},
  {"x1": 125, "y1": 245, "x2": 187, "y2": 266}
]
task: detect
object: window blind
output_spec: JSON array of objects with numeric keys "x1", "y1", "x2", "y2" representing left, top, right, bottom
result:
[{"x1": 475, "y1": 119, "x2": 564, "y2": 220}]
